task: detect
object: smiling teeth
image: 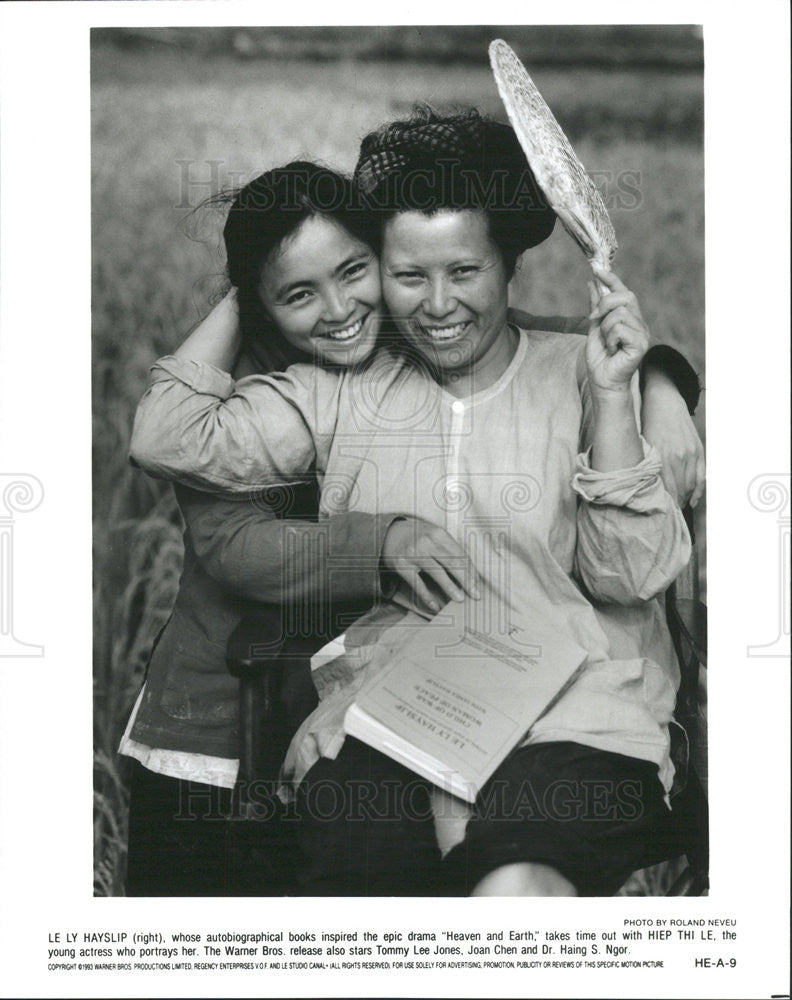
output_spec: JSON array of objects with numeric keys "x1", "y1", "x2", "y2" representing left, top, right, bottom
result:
[
  {"x1": 423, "y1": 322, "x2": 467, "y2": 341},
  {"x1": 326, "y1": 317, "x2": 364, "y2": 341}
]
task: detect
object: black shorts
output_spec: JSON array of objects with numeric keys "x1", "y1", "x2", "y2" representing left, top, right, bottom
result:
[{"x1": 443, "y1": 741, "x2": 675, "y2": 896}]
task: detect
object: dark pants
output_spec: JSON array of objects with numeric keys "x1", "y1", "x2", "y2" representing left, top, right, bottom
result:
[
  {"x1": 125, "y1": 760, "x2": 300, "y2": 896},
  {"x1": 125, "y1": 746, "x2": 443, "y2": 896},
  {"x1": 126, "y1": 761, "x2": 233, "y2": 896},
  {"x1": 293, "y1": 738, "x2": 445, "y2": 896}
]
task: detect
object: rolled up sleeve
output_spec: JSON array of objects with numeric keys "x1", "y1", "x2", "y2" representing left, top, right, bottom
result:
[
  {"x1": 572, "y1": 440, "x2": 691, "y2": 605},
  {"x1": 130, "y1": 355, "x2": 339, "y2": 495}
]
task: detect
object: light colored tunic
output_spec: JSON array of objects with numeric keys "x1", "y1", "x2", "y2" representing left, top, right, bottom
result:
[{"x1": 131, "y1": 330, "x2": 690, "y2": 793}]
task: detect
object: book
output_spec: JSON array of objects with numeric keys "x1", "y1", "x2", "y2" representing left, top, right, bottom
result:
[{"x1": 343, "y1": 599, "x2": 587, "y2": 803}]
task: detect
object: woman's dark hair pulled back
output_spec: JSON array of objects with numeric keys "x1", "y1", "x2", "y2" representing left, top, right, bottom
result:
[{"x1": 354, "y1": 106, "x2": 555, "y2": 279}]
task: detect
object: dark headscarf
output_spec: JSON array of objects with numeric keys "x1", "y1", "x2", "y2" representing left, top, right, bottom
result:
[{"x1": 354, "y1": 107, "x2": 556, "y2": 265}]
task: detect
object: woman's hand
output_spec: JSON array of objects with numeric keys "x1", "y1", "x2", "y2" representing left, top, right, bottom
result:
[
  {"x1": 641, "y1": 371, "x2": 706, "y2": 507},
  {"x1": 381, "y1": 518, "x2": 481, "y2": 615},
  {"x1": 585, "y1": 268, "x2": 650, "y2": 394},
  {"x1": 585, "y1": 268, "x2": 648, "y2": 472}
]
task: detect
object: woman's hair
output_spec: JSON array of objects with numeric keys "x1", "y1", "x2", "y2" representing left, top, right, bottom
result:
[
  {"x1": 354, "y1": 106, "x2": 556, "y2": 278},
  {"x1": 213, "y1": 161, "x2": 371, "y2": 370}
]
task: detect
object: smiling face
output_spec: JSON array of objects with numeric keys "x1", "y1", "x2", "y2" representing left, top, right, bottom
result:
[
  {"x1": 257, "y1": 214, "x2": 382, "y2": 367},
  {"x1": 380, "y1": 209, "x2": 516, "y2": 392}
]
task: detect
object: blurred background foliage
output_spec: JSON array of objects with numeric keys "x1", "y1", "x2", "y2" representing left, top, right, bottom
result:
[
  {"x1": 98, "y1": 25, "x2": 704, "y2": 70},
  {"x1": 92, "y1": 25, "x2": 704, "y2": 896}
]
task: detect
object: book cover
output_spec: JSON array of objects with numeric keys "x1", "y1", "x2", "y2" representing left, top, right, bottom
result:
[{"x1": 344, "y1": 599, "x2": 587, "y2": 803}]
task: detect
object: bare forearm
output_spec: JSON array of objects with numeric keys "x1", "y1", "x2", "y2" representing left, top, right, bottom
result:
[
  {"x1": 174, "y1": 289, "x2": 242, "y2": 371},
  {"x1": 589, "y1": 387, "x2": 643, "y2": 472}
]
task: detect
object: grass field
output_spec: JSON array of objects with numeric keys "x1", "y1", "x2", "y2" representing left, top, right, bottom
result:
[{"x1": 92, "y1": 36, "x2": 705, "y2": 897}]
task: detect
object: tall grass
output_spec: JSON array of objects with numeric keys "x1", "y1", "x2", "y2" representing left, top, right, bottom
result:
[
  {"x1": 92, "y1": 39, "x2": 704, "y2": 896},
  {"x1": 96, "y1": 26, "x2": 704, "y2": 73}
]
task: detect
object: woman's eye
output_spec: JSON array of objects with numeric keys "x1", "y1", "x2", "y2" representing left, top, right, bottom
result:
[
  {"x1": 452, "y1": 266, "x2": 478, "y2": 278},
  {"x1": 285, "y1": 289, "x2": 312, "y2": 306},
  {"x1": 343, "y1": 261, "x2": 367, "y2": 281},
  {"x1": 395, "y1": 271, "x2": 423, "y2": 284}
]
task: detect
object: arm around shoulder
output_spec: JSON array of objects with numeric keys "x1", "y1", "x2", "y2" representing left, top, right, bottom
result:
[
  {"x1": 179, "y1": 485, "x2": 402, "y2": 606},
  {"x1": 129, "y1": 356, "x2": 336, "y2": 495}
]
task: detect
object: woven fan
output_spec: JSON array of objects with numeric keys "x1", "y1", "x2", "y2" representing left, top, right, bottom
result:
[{"x1": 489, "y1": 38, "x2": 617, "y2": 286}]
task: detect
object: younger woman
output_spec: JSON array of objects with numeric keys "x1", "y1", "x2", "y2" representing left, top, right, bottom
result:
[{"x1": 122, "y1": 162, "x2": 475, "y2": 895}]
